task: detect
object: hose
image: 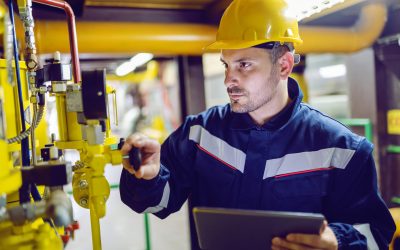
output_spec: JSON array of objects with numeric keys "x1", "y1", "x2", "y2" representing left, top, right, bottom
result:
[{"x1": 7, "y1": 105, "x2": 45, "y2": 144}]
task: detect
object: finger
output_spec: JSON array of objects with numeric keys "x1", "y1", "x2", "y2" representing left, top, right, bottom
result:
[
  {"x1": 121, "y1": 134, "x2": 145, "y2": 154},
  {"x1": 122, "y1": 157, "x2": 135, "y2": 175},
  {"x1": 134, "y1": 166, "x2": 144, "y2": 178},
  {"x1": 271, "y1": 238, "x2": 287, "y2": 250},
  {"x1": 139, "y1": 138, "x2": 161, "y2": 154},
  {"x1": 134, "y1": 163, "x2": 159, "y2": 180},
  {"x1": 121, "y1": 140, "x2": 133, "y2": 155},
  {"x1": 286, "y1": 234, "x2": 322, "y2": 249},
  {"x1": 124, "y1": 137, "x2": 160, "y2": 156},
  {"x1": 320, "y1": 220, "x2": 328, "y2": 234},
  {"x1": 273, "y1": 236, "x2": 314, "y2": 250},
  {"x1": 121, "y1": 134, "x2": 156, "y2": 164}
]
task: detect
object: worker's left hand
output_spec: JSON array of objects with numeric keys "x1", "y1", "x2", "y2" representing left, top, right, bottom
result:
[{"x1": 271, "y1": 221, "x2": 338, "y2": 250}]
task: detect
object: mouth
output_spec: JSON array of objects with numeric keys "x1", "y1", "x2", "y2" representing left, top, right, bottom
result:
[
  {"x1": 229, "y1": 93, "x2": 244, "y2": 101},
  {"x1": 227, "y1": 87, "x2": 245, "y2": 101}
]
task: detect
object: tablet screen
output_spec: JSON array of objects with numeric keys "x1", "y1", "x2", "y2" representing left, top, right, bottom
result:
[{"x1": 193, "y1": 207, "x2": 325, "y2": 250}]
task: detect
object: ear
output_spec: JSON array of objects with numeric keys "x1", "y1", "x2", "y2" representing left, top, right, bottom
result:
[{"x1": 278, "y1": 52, "x2": 294, "y2": 80}]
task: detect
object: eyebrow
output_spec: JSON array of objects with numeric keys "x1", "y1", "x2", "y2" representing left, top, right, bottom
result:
[{"x1": 220, "y1": 57, "x2": 256, "y2": 63}]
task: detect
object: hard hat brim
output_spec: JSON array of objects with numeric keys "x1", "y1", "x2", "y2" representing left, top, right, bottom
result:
[
  {"x1": 204, "y1": 38, "x2": 303, "y2": 52},
  {"x1": 204, "y1": 40, "x2": 268, "y2": 51}
]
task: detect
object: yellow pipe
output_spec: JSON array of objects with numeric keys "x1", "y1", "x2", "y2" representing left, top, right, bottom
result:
[
  {"x1": 297, "y1": 3, "x2": 387, "y2": 54},
  {"x1": 300, "y1": 0, "x2": 366, "y2": 24},
  {"x1": 85, "y1": 0, "x2": 206, "y2": 9},
  {"x1": 27, "y1": 3, "x2": 386, "y2": 55},
  {"x1": 33, "y1": 22, "x2": 216, "y2": 55},
  {"x1": 89, "y1": 201, "x2": 102, "y2": 250}
]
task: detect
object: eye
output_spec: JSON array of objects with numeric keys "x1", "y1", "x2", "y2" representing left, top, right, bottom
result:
[
  {"x1": 239, "y1": 62, "x2": 251, "y2": 69},
  {"x1": 221, "y1": 62, "x2": 228, "y2": 69}
]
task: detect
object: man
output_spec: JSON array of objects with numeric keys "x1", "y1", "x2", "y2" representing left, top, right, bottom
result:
[{"x1": 120, "y1": 0, "x2": 395, "y2": 249}]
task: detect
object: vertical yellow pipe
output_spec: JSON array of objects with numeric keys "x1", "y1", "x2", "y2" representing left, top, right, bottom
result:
[
  {"x1": 55, "y1": 94, "x2": 68, "y2": 141},
  {"x1": 89, "y1": 201, "x2": 102, "y2": 250},
  {"x1": 105, "y1": 118, "x2": 111, "y2": 139}
]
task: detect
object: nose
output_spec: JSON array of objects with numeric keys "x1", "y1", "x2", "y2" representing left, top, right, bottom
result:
[{"x1": 224, "y1": 68, "x2": 238, "y2": 88}]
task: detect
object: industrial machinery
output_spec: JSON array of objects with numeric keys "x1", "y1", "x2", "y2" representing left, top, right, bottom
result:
[
  {"x1": 0, "y1": 0, "x2": 77, "y2": 248},
  {"x1": 0, "y1": 0, "x2": 132, "y2": 249}
]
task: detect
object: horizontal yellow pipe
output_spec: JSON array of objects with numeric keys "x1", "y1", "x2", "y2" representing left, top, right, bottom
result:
[
  {"x1": 29, "y1": 3, "x2": 386, "y2": 55},
  {"x1": 33, "y1": 22, "x2": 216, "y2": 55},
  {"x1": 297, "y1": 3, "x2": 387, "y2": 54}
]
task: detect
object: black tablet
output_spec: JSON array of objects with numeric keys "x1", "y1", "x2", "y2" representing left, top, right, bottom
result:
[{"x1": 193, "y1": 207, "x2": 325, "y2": 250}]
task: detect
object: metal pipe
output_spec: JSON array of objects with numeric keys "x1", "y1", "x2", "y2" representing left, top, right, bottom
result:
[
  {"x1": 89, "y1": 201, "x2": 102, "y2": 250},
  {"x1": 29, "y1": 3, "x2": 386, "y2": 55},
  {"x1": 30, "y1": 104, "x2": 37, "y2": 165},
  {"x1": 32, "y1": 0, "x2": 81, "y2": 83},
  {"x1": 33, "y1": 21, "x2": 216, "y2": 55},
  {"x1": 18, "y1": 0, "x2": 38, "y2": 71},
  {"x1": 297, "y1": 3, "x2": 387, "y2": 53}
]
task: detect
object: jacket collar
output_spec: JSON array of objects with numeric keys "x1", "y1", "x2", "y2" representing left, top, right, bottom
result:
[{"x1": 229, "y1": 77, "x2": 303, "y2": 131}]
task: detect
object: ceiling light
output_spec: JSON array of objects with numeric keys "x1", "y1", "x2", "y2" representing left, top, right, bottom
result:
[
  {"x1": 319, "y1": 64, "x2": 347, "y2": 78},
  {"x1": 286, "y1": 0, "x2": 345, "y2": 21},
  {"x1": 115, "y1": 53, "x2": 153, "y2": 76}
]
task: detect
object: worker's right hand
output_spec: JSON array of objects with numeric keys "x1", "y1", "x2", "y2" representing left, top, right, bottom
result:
[
  {"x1": 271, "y1": 221, "x2": 338, "y2": 250},
  {"x1": 121, "y1": 133, "x2": 161, "y2": 180}
]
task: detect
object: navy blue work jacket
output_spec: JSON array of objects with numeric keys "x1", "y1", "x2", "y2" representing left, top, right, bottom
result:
[{"x1": 120, "y1": 78, "x2": 395, "y2": 249}]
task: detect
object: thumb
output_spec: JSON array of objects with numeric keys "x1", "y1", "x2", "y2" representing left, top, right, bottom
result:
[{"x1": 320, "y1": 220, "x2": 328, "y2": 234}]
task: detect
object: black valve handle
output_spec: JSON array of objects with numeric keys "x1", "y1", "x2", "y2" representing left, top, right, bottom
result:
[
  {"x1": 128, "y1": 147, "x2": 142, "y2": 171},
  {"x1": 118, "y1": 138, "x2": 142, "y2": 171}
]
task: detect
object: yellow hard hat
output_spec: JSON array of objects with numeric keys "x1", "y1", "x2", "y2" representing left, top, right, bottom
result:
[{"x1": 205, "y1": 0, "x2": 303, "y2": 51}]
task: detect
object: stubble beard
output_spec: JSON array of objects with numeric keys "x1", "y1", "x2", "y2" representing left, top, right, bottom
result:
[{"x1": 230, "y1": 66, "x2": 280, "y2": 113}]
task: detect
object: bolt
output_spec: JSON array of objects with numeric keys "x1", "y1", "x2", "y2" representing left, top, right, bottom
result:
[
  {"x1": 79, "y1": 180, "x2": 88, "y2": 189},
  {"x1": 79, "y1": 197, "x2": 88, "y2": 206},
  {"x1": 27, "y1": 60, "x2": 37, "y2": 70}
]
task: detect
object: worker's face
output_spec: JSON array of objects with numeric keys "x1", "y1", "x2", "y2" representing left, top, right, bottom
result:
[{"x1": 221, "y1": 47, "x2": 281, "y2": 113}]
